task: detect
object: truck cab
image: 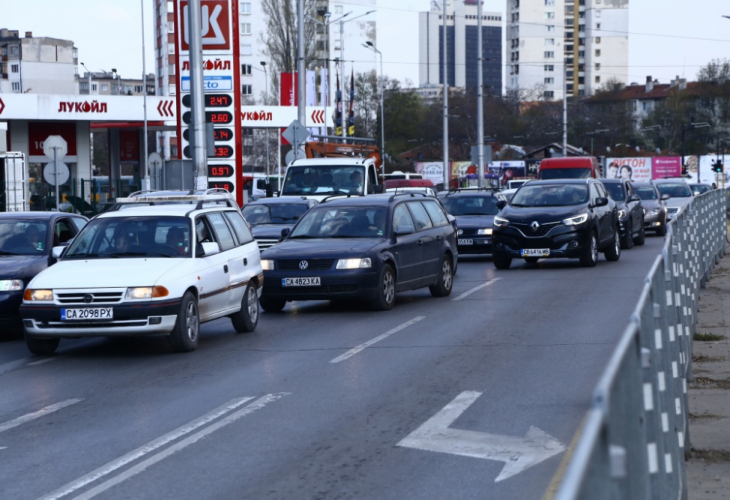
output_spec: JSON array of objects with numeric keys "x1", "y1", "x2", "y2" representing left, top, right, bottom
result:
[{"x1": 279, "y1": 157, "x2": 383, "y2": 202}]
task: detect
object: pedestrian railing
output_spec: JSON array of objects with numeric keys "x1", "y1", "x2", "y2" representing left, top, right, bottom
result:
[{"x1": 556, "y1": 189, "x2": 727, "y2": 500}]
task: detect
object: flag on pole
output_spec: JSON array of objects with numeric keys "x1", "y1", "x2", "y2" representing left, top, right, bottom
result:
[{"x1": 335, "y1": 69, "x2": 343, "y2": 135}]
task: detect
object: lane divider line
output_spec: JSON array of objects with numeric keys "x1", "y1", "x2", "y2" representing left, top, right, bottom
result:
[
  {"x1": 330, "y1": 316, "x2": 426, "y2": 364},
  {"x1": 0, "y1": 399, "x2": 83, "y2": 434},
  {"x1": 452, "y1": 278, "x2": 501, "y2": 301},
  {"x1": 38, "y1": 397, "x2": 256, "y2": 500},
  {"x1": 69, "y1": 393, "x2": 290, "y2": 500}
]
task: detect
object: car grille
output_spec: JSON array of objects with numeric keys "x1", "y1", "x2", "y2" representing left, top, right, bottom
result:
[
  {"x1": 511, "y1": 221, "x2": 561, "y2": 238},
  {"x1": 458, "y1": 228, "x2": 478, "y2": 237},
  {"x1": 277, "y1": 259, "x2": 335, "y2": 271},
  {"x1": 56, "y1": 291, "x2": 124, "y2": 305},
  {"x1": 256, "y1": 238, "x2": 279, "y2": 251}
]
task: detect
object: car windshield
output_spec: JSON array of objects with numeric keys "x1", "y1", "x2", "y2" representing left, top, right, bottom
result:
[
  {"x1": 242, "y1": 203, "x2": 309, "y2": 225},
  {"x1": 64, "y1": 216, "x2": 193, "y2": 259},
  {"x1": 281, "y1": 166, "x2": 366, "y2": 196},
  {"x1": 657, "y1": 183, "x2": 692, "y2": 198},
  {"x1": 691, "y1": 184, "x2": 711, "y2": 195},
  {"x1": 511, "y1": 184, "x2": 589, "y2": 207},
  {"x1": 441, "y1": 195, "x2": 500, "y2": 216},
  {"x1": 290, "y1": 206, "x2": 388, "y2": 239},
  {"x1": 539, "y1": 168, "x2": 592, "y2": 179},
  {"x1": 635, "y1": 187, "x2": 658, "y2": 200},
  {"x1": 0, "y1": 220, "x2": 48, "y2": 256},
  {"x1": 602, "y1": 183, "x2": 625, "y2": 201}
]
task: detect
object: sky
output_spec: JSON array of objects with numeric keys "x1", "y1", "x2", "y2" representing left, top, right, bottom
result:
[{"x1": 3, "y1": 0, "x2": 730, "y2": 88}]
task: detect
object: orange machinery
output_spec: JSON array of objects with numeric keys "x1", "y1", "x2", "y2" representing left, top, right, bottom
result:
[{"x1": 304, "y1": 138, "x2": 382, "y2": 170}]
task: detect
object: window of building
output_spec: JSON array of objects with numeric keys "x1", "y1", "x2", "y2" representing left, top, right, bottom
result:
[
  {"x1": 595, "y1": 37, "x2": 601, "y2": 43},
  {"x1": 242, "y1": 64, "x2": 252, "y2": 75},
  {"x1": 595, "y1": 76, "x2": 601, "y2": 84},
  {"x1": 545, "y1": 38, "x2": 555, "y2": 46},
  {"x1": 335, "y1": 4, "x2": 343, "y2": 14},
  {"x1": 545, "y1": 65, "x2": 554, "y2": 71},
  {"x1": 578, "y1": 24, "x2": 585, "y2": 32},
  {"x1": 544, "y1": 51, "x2": 554, "y2": 58},
  {"x1": 135, "y1": 85, "x2": 143, "y2": 93},
  {"x1": 242, "y1": 128, "x2": 254, "y2": 137},
  {"x1": 595, "y1": 63, "x2": 601, "y2": 70},
  {"x1": 243, "y1": 145, "x2": 254, "y2": 155},
  {"x1": 168, "y1": 83, "x2": 176, "y2": 95},
  {"x1": 544, "y1": 90, "x2": 554, "y2": 99},
  {"x1": 596, "y1": 9, "x2": 601, "y2": 17},
  {"x1": 546, "y1": 25, "x2": 555, "y2": 31},
  {"x1": 9, "y1": 45, "x2": 18, "y2": 56},
  {"x1": 168, "y1": 21, "x2": 175, "y2": 33},
  {"x1": 92, "y1": 83, "x2": 98, "y2": 92},
  {"x1": 545, "y1": 12, "x2": 555, "y2": 19},
  {"x1": 241, "y1": 2, "x2": 251, "y2": 14},
  {"x1": 102, "y1": 83, "x2": 109, "y2": 91},
  {"x1": 167, "y1": 1, "x2": 174, "y2": 13},
  {"x1": 168, "y1": 42, "x2": 175, "y2": 54},
  {"x1": 544, "y1": 0, "x2": 555, "y2": 5},
  {"x1": 241, "y1": 23, "x2": 252, "y2": 35},
  {"x1": 544, "y1": 77, "x2": 554, "y2": 84},
  {"x1": 579, "y1": 50, "x2": 585, "y2": 58},
  {"x1": 10, "y1": 64, "x2": 18, "y2": 73},
  {"x1": 242, "y1": 84, "x2": 252, "y2": 95},
  {"x1": 12, "y1": 82, "x2": 20, "y2": 91},
  {"x1": 632, "y1": 100, "x2": 637, "y2": 111},
  {"x1": 241, "y1": 44, "x2": 252, "y2": 56},
  {"x1": 169, "y1": 63, "x2": 176, "y2": 75},
  {"x1": 170, "y1": 145, "x2": 178, "y2": 157},
  {"x1": 596, "y1": 23, "x2": 601, "y2": 30},
  {"x1": 595, "y1": 49, "x2": 601, "y2": 57}
]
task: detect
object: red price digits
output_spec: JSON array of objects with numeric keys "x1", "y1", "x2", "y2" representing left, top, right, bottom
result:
[{"x1": 210, "y1": 166, "x2": 232, "y2": 177}]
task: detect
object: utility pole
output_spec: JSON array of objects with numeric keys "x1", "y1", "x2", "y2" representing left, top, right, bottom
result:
[
  {"x1": 442, "y1": 0, "x2": 449, "y2": 190},
  {"x1": 476, "y1": 0, "x2": 484, "y2": 188},
  {"x1": 295, "y1": 0, "x2": 306, "y2": 156},
  {"x1": 340, "y1": 19, "x2": 346, "y2": 140},
  {"x1": 187, "y1": 0, "x2": 208, "y2": 191},
  {"x1": 563, "y1": 56, "x2": 568, "y2": 156},
  {"x1": 261, "y1": 61, "x2": 270, "y2": 181},
  {"x1": 141, "y1": 0, "x2": 149, "y2": 192}
]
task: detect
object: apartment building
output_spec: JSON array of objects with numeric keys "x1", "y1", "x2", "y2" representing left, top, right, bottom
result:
[{"x1": 79, "y1": 70, "x2": 155, "y2": 96}]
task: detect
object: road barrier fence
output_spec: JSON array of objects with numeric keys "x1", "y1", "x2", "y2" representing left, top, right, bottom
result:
[{"x1": 556, "y1": 189, "x2": 727, "y2": 500}]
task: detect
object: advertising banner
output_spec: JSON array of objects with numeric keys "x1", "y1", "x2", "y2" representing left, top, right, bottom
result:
[
  {"x1": 605, "y1": 157, "x2": 651, "y2": 183},
  {"x1": 488, "y1": 161, "x2": 526, "y2": 184},
  {"x1": 652, "y1": 157, "x2": 681, "y2": 180},
  {"x1": 451, "y1": 161, "x2": 471, "y2": 178},
  {"x1": 416, "y1": 162, "x2": 446, "y2": 186}
]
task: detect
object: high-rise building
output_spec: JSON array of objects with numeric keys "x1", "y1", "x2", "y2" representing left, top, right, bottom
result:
[
  {"x1": 419, "y1": 0, "x2": 503, "y2": 93},
  {"x1": 505, "y1": 0, "x2": 628, "y2": 101},
  {"x1": 0, "y1": 29, "x2": 79, "y2": 95}
]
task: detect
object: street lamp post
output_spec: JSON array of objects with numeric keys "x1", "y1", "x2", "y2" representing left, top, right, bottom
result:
[
  {"x1": 140, "y1": 0, "x2": 150, "y2": 192},
  {"x1": 363, "y1": 41, "x2": 384, "y2": 173},
  {"x1": 260, "y1": 61, "x2": 270, "y2": 183},
  {"x1": 476, "y1": 0, "x2": 484, "y2": 188},
  {"x1": 442, "y1": 0, "x2": 449, "y2": 190}
]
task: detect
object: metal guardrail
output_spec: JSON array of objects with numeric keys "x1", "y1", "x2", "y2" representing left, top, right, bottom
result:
[{"x1": 556, "y1": 189, "x2": 727, "y2": 500}]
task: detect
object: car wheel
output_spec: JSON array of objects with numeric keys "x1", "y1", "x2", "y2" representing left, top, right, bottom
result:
[
  {"x1": 634, "y1": 219, "x2": 646, "y2": 246},
  {"x1": 25, "y1": 334, "x2": 59, "y2": 356},
  {"x1": 657, "y1": 220, "x2": 667, "y2": 236},
  {"x1": 493, "y1": 253, "x2": 512, "y2": 270},
  {"x1": 371, "y1": 264, "x2": 396, "y2": 311},
  {"x1": 580, "y1": 232, "x2": 599, "y2": 267},
  {"x1": 605, "y1": 228, "x2": 621, "y2": 262},
  {"x1": 169, "y1": 291, "x2": 199, "y2": 353},
  {"x1": 621, "y1": 220, "x2": 634, "y2": 249},
  {"x1": 231, "y1": 283, "x2": 259, "y2": 333},
  {"x1": 260, "y1": 297, "x2": 286, "y2": 313},
  {"x1": 429, "y1": 256, "x2": 454, "y2": 297},
  {"x1": 524, "y1": 257, "x2": 539, "y2": 264}
]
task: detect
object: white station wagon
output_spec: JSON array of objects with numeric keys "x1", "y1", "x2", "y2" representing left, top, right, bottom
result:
[{"x1": 20, "y1": 194, "x2": 263, "y2": 355}]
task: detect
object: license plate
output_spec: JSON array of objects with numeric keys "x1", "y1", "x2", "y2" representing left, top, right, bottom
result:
[
  {"x1": 458, "y1": 239, "x2": 474, "y2": 245},
  {"x1": 61, "y1": 308, "x2": 113, "y2": 320},
  {"x1": 282, "y1": 277, "x2": 321, "y2": 287},
  {"x1": 521, "y1": 248, "x2": 550, "y2": 257}
]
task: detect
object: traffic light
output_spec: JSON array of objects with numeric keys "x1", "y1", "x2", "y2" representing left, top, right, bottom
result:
[
  {"x1": 681, "y1": 162, "x2": 688, "y2": 175},
  {"x1": 712, "y1": 160, "x2": 724, "y2": 173}
]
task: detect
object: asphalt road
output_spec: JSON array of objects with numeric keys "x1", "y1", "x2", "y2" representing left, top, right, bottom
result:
[{"x1": 0, "y1": 236, "x2": 665, "y2": 500}]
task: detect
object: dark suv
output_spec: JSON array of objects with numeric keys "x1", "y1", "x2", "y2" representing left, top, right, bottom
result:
[
  {"x1": 492, "y1": 179, "x2": 620, "y2": 269},
  {"x1": 259, "y1": 194, "x2": 458, "y2": 311},
  {"x1": 439, "y1": 189, "x2": 501, "y2": 255},
  {"x1": 601, "y1": 179, "x2": 645, "y2": 249}
]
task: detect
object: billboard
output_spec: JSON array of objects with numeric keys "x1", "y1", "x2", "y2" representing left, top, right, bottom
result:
[
  {"x1": 651, "y1": 157, "x2": 681, "y2": 180},
  {"x1": 605, "y1": 157, "x2": 651, "y2": 183},
  {"x1": 416, "y1": 162, "x2": 446, "y2": 186}
]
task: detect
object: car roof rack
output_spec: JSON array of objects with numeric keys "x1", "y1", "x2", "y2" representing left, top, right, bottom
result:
[
  {"x1": 444, "y1": 186, "x2": 497, "y2": 198},
  {"x1": 108, "y1": 190, "x2": 238, "y2": 211},
  {"x1": 388, "y1": 192, "x2": 429, "y2": 202},
  {"x1": 319, "y1": 193, "x2": 366, "y2": 204}
]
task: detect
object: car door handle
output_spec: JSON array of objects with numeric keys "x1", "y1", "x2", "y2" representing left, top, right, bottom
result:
[
  {"x1": 224, "y1": 265, "x2": 229, "y2": 273},
  {"x1": 244, "y1": 258, "x2": 248, "y2": 266},
  {"x1": 418, "y1": 239, "x2": 424, "y2": 246}
]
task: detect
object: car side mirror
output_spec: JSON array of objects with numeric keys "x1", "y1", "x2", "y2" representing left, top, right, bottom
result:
[
  {"x1": 394, "y1": 225, "x2": 414, "y2": 236},
  {"x1": 51, "y1": 246, "x2": 65, "y2": 259},
  {"x1": 199, "y1": 242, "x2": 220, "y2": 257},
  {"x1": 629, "y1": 194, "x2": 641, "y2": 202},
  {"x1": 594, "y1": 197, "x2": 609, "y2": 207},
  {"x1": 496, "y1": 200, "x2": 507, "y2": 210},
  {"x1": 280, "y1": 227, "x2": 290, "y2": 241},
  {"x1": 661, "y1": 193, "x2": 670, "y2": 201}
]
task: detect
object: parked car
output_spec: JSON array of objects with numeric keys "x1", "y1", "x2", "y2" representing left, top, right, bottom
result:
[
  {"x1": 537, "y1": 157, "x2": 601, "y2": 180},
  {"x1": 440, "y1": 189, "x2": 501, "y2": 255},
  {"x1": 242, "y1": 197, "x2": 318, "y2": 251},
  {"x1": 654, "y1": 179, "x2": 694, "y2": 221},
  {"x1": 20, "y1": 194, "x2": 262, "y2": 355},
  {"x1": 0, "y1": 212, "x2": 88, "y2": 334},
  {"x1": 689, "y1": 183, "x2": 712, "y2": 196},
  {"x1": 634, "y1": 183, "x2": 668, "y2": 236},
  {"x1": 601, "y1": 179, "x2": 645, "y2": 249},
  {"x1": 259, "y1": 193, "x2": 457, "y2": 312},
  {"x1": 499, "y1": 188, "x2": 518, "y2": 202},
  {"x1": 492, "y1": 179, "x2": 620, "y2": 269}
]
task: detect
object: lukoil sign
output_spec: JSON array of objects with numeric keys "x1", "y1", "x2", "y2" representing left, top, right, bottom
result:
[{"x1": 180, "y1": 0, "x2": 231, "y2": 51}]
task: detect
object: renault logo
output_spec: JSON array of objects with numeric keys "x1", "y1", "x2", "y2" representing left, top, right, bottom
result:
[
  {"x1": 530, "y1": 221, "x2": 540, "y2": 232},
  {"x1": 83, "y1": 294, "x2": 93, "y2": 303},
  {"x1": 299, "y1": 260, "x2": 309, "y2": 270}
]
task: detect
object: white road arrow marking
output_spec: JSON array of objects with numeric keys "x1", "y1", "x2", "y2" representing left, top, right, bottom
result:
[{"x1": 397, "y1": 391, "x2": 565, "y2": 482}]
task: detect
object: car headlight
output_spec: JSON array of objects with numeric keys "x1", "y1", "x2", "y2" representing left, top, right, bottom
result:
[
  {"x1": 125, "y1": 286, "x2": 169, "y2": 300},
  {"x1": 336, "y1": 258, "x2": 372, "y2": 269},
  {"x1": 562, "y1": 214, "x2": 589, "y2": 226},
  {"x1": 0, "y1": 279, "x2": 23, "y2": 292},
  {"x1": 261, "y1": 259, "x2": 275, "y2": 271},
  {"x1": 650, "y1": 208, "x2": 662, "y2": 216},
  {"x1": 617, "y1": 209, "x2": 627, "y2": 220},
  {"x1": 642, "y1": 208, "x2": 646, "y2": 215},
  {"x1": 23, "y1": 289, "x2": 54, "y2": 302},
  {"x1": 477, "y1": 228, "x2": 493, "y2": 236},
  {"x1": 494, "y1": 216, "x2": 510, "y2": 228}
]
